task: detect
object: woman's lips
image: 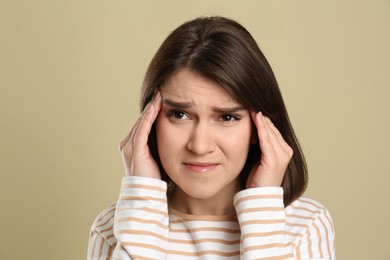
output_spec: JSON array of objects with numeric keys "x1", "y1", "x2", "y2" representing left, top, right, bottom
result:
[{"x1": 184, "y1": 163, "x2": 218, "y2": 173}]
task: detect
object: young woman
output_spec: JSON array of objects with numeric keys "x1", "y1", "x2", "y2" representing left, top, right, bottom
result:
[{"x1": 88, "y1": 16, "x2": 335, "y2": 259}]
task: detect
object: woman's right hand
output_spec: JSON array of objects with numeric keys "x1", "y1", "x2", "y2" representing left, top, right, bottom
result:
[{"x1": 119, "y1": 91, "x2": 162, "y2": 179}]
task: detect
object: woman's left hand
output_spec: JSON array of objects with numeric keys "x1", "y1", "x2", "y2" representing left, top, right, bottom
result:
[{"x1": 246, "y1": 111, "x2": 293, "y2": 188}]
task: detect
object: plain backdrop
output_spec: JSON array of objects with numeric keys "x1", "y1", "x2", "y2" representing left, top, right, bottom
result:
[{"x1": 1, "y1": 1, "x2": 389, "y2": 259}]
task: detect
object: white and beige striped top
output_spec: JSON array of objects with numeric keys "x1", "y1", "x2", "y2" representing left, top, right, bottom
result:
[{"x1": 88, "y1": 177, "x2": 335, "y2": 259}]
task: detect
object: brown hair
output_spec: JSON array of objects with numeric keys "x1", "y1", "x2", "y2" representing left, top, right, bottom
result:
[{"x1": 140, "y1": 16, "x2": 307, "y2": 206}]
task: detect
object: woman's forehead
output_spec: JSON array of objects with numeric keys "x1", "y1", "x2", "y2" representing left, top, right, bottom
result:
[{"x1": 160, "y1": 69, "x2": 241, "y2": 106}]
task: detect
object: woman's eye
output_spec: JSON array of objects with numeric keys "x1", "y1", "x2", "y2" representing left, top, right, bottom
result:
[
  {"x1": 168, "y1": 110, "x2": 189, "y2": 120},
  {"x1": 220, "y1": 114, "x2": 240, "y2": 122}
]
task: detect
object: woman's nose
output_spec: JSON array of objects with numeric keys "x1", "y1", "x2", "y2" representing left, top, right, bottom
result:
[{"x1": 186, "y1": 122, "x2": 215, "y2": 155}]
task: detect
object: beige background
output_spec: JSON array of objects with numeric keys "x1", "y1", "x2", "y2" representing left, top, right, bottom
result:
[{"x1": 1, "y1": 0, "x2": 389, "y2": 259}]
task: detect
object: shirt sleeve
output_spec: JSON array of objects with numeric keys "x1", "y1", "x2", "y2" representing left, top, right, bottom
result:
[
  {"x1": 113, "y1": 176, "x2": 169, "y2": 259},
  {"x1": 87, "y1": 203, "x2": 117, "y2": 260},
  {"x1": 234, "y1": 187, "x2": 335, "y2": 260},
  {"x1": 291, "y1": 197, "x2": 336, "y2": 259},
  {"x1": 234, "y1": 187, "x2": 294, "y2": 259}
]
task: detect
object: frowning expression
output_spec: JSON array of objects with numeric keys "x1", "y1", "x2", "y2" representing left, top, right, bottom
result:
[{"x1": 156, "y1": 69, "x2": 254, "y2": 201}]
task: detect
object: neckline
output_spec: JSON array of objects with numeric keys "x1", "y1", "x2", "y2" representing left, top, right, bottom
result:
[{"x1": 168, "y1": 207, "x2": 238, "y2": 221}]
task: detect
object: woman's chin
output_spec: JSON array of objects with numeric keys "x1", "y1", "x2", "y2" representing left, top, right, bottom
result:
[{"x1": 180, "y1": 186, "x2": 218, "y2": 200}]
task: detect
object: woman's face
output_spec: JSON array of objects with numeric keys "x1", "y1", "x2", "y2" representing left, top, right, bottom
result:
[{"x1": 156, "y1": 69, "x2": 254, "y2": 201}]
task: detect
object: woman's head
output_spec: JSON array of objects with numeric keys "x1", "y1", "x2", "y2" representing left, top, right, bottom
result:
[{"x1": 141, "y1": 16, "x2": 307, "y2": 206}]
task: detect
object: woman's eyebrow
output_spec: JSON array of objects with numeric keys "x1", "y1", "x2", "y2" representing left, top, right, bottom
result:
[
  {"x1": 212, "y1": 106, "x2": 246, "y2": 113},
  {"x1": 162, "y1": 99, "x2": 192, "y2": 108},
  {"x1": 162, "y1": 98, "x2": 246, "y2": 113}
]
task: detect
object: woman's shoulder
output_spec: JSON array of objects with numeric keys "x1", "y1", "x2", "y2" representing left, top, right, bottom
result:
[
  {"x1": 287, "y1": 195, "x2": 332, "y2": 218},
  {"x1": 285, "y1": 195, "x2": 335, "y2": 257},
  {"x1": 285, "y1": 195, "x2": 334, "y2": 236},
  {"x1": 90, "y1": 202, "x2": 117, "y2": 242}
]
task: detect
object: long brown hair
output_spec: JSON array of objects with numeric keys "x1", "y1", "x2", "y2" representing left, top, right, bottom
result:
[{"x1": 140, "y1": 16, "x2": 307, "y2": 206}]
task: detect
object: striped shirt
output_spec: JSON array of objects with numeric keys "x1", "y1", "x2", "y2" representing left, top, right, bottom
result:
[{"x1": 88, "y1": 177, "x2": 335, "y2": 259}]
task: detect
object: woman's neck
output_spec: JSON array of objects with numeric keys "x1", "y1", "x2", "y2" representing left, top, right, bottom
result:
[{"x1": 168, "y1": 180, "x2": 240, "y2": 216}]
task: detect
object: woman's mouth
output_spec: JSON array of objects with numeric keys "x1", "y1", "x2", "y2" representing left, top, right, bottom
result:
[{"x1": 183, "y1": 162, "x2": 218, "y2": 173}]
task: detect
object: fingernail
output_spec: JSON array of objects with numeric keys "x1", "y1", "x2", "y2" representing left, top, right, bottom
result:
[
  {"x1": 257, "y1": 111, "x2": 262, "y2": 119},
  {"x1": 154, "y1": 90, "x2": 161, "y2": 102}
]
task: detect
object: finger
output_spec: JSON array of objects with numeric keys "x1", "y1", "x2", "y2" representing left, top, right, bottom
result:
[
  {"x1": 263, "y1": 117, "x2": 283, "y2": 151},
  {"x1": 119, "y1": 91, "x2": 161, "y2": 152},
  {"x1": 119, "y1": 107, "x2": 145, "y2": 151},
  {"x1": 253, "y1": 113, "x2": 291, "y2": 162},
  {"x1": 264, "y1": 117, "x2": 293, "y2": 156},
  {"x1": 251, "y1": 111, "x2": 275, "y2": 155},
  {"x1": 119, "y1": 120, "x2": 139, "y2": 151},
  {"x1": 132, "y1": 91, "x2": 161, "y2": 150}
]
